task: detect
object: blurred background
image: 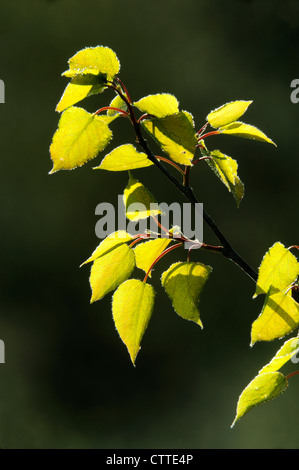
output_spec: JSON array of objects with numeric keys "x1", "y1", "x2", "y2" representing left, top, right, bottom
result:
[{"x1": 0, "y1": 0, "x2": 298, "y2": 449}]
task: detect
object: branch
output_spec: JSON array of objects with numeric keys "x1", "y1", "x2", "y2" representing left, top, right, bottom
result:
[{"x1": 113, "y1": 84, "x2": 258, "y2": 283}]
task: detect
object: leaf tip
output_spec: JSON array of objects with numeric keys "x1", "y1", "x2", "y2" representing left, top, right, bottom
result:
[{"x1": 48, "y1": 166, "x2": 57, "y2": 175}]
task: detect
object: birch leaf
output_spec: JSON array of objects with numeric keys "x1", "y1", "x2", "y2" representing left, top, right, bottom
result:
[{"x1": 112, "y1": 279, "x2": 155, "y2": 365}]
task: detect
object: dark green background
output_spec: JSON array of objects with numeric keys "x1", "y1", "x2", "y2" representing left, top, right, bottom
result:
[{"x1": 0, "y1": 0, "x2": 298, "y2": 449}]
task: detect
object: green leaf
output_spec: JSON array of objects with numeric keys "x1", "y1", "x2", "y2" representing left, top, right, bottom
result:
[
  {"x1": 142, "y1": 112, "x2": 197, "y2": 165},
  {"x1": 231, "y1": 372, "x2": 288, "y2": 427},
  {"x1": 161, "y1": 261, "x2": 212, "y2": 327},
  {"x1": 254, "y1": 242, "x2": 299, "y2": 298},
  {"x1": 207, "y1": 150, "x2": 244, "y2": 207},
  {"x1": 56, "y1": 75, "x2": 106, "y2": 113},
  {"x1": 62, "y1": 46, "x2": 120, "y2": 80},
  {"x1": 112, "y1": 279, "x2": 155, "y2": 365},
  {"x1": 259, "y1": 337, "x2": 299, "y2": 374},
  {"x1": 134, "y1": 93, "x2": 179, "y2": 118},
  {"x1": 134, "y1": 238, "x2": 173, "y2": 277},
  {"x1": 219, "y1": 121, "x2": 276, "y2": 146},
  {"x1": 93, "y1": 144, "x2": 154, "y2": 171},
  {"x1": 206, "y1": 100, "x2": 252, "y2": 129},
  {"x1": 89, "y1": 244, "x2": 135, "y2": 303},
  {"x1": 107, "y1": 94, "x2": 128, "y2": 117},
  {"x1": 251, "y1": 287, "x2": 299, "y2": 345},
  {"x1": 80, "y1": 231, "x2": 133, "y2": 267},
  {"x1": 49, "y1": 106, "x2": 112, "y2": 173},
  {"x1": 123, "y1": 173, "x2": 161, "y2": 221}
]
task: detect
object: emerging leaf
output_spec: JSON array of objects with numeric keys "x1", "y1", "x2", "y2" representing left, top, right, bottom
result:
[
  {"x1": 142, "y1": 112, "x2": 197, "y2": 165},
  {"x1": 62, "y1": 46, "x2": 120, "y2": 80},
  {"x1": 251, "y1": 287, "x2": 299, "y2": 345},
  {"x1": 134, "y1": 238, "x2": 173, "y2": 277},
  {"x1": 259, "y1": 337, "x2": 299, "y2": 374},
  {"x1": 80, "y1": 231, "x2": 133, "y2": 266},
  {"x1": 161, "y1": 261, "x2": 212, "y2": 327},
  {"x1": 134, "y1": 93, "x2": 179, "y2": 118},
  {"x1": 89, "y1": 244, "x2": 135, "y2": 303},
  {"x1": 49, "y1": 106, "x2": 112, "y2": 173},
  {"x1": 207, "y1": 100, "x2": 252, "y2": 129},
  {"x1": 112, "y1": 279, "x2": 155, "y2": 365},
  {"x1": 56, "y1": 75, "x2": 106, "y2": 112},
  {"x1": 254, "y1": 242, "x2": 299, "y2": 298},
  {"x1": 219, "y1": 121, "x2": 276, "y2": 146},
  {"x1": 94, "y1": 144, "x2": 154, "y2": 171},
  {"x1": 207, "y1": 150, "x2": 244, "y2": 207},
  {"x1": 123, "y1": 173, "x2": 161, "y2": 220},
  {"x1": 232, "y1": 372, "x2": 288, "y2": 427}
]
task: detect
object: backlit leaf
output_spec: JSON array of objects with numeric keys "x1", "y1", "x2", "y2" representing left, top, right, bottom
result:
[
  {"x1": 107, "y1": 94, "x2": 128, "y2": 117},
  {"x1": 259, "y1": 337, "x2": 299, "y2": 374},
  {"x1": 49, "y1": 106, "x2": 112, "y2": 173},
  {"x1": 231, "y1": 372, "x2": 287, "y2": 427},
  {"x1": 142, "y1": 112, "x2": 197, "y2": 165},
  {"x1": 62, "y1": 46, "x2": 120, "y2": 80},
  {"x1": 134, "y1": 93, "x2": 179, "y2": 118},
  {"x1": 219, "y1": 121, "x2": 276, "y2": 145},
  {"x1": 251, "y1": 287, "x2": 299, "y2": 345},
  {"x1": 208, "y1": 150, "x2": 244, "y2": 207},
  {"x1": 89, "y1": 244, "x2": 135, "y2": 303},
  {"x1": 112, "y1": 279, "x2": 155, "y2": 365},
  {"x1": 134, "y1": 238, "x2": 173, "y2": 277},
  {"x1": 124, "y1": 173, "x2": 161, "y2": 220},
  {"x1": 80, "y1": 231, "x2": 133, "y2": 267},
  {"x1": 56, "y1": 75, "x2": 106, "y2": 112},
  {"x1": 207, "y1": 100, "x2": 252, "y2": 129},
  {"x1": 161, "y1": 261, "x2": 212, "y2": 327},
  {"x1": 94, "y1": 144, "x2": 154, "y2": 171},
  {"x1": 254, "y1": 242, "x2": 299, "y2": 298}
]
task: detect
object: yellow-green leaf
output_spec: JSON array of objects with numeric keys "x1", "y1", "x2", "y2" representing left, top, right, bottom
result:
[
  {"x1": 94, "y1": 144, "x2": 154, "y2": 171},
  {"x1": 49, "y1": 106, "x2": 112, "y2": 173},
  {"x1": 161, "y1": 261, "x2": 212, "y2": 327},
  {"x1": 134, "y1": 238, "x2": 173, "y2": 277},
  {"x1": 208, "y1": 150, "x2": 244, "y2": 207},
  {"x1": 219, "y1": 121, "x2": 276, "y2": 146},
  {"x1": 254, "y1": 242, "x2": 299, "y2": 298},
  {"x1": 124, "y1": 173, "x2": 161, "y2": 221},
  {"x1": 134, "y1": 93, "x2": 179, "y2": 118},
  {"x1": 112, "y1": 279, "x2": 155, "y2": 365},
  {"x1": 62, "y1": 46, "x2": 120, "y2": 80},
  {"x1": 142, "y1": 112, "x2": 197, "y2": 165},
  {"x1": 231, "y1": 372, "x2": 288, "y2": 427},
  {"x1": 207, "y1": 100, "x2": 252, "y2": 129},
  {"x1": 56, "y1": 75, "x2": 106, "y2": 112},
  {"x1": 251, "y1": 287, "x2": 299, "y2": 345},
  {"x1": 259, "y1": 337, "x2": 299, "y2": 375},
  {"x1": 80, "y1": 231, "x2": 133, "y2": 267},
  {"x1": 89, "y1": 244, "x2": 135, "y2": 303},
  {"x1": 107, "y1": 95, "x2": 128, "y2": 117}
]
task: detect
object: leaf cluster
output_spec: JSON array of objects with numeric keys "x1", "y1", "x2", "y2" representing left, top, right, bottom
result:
[{"x1": 49, "y1": 46, "x2": 299, "y2": 426}]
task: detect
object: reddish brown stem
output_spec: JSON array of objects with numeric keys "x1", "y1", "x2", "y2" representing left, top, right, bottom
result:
[
  {"x1": 285, "y1": 371, "x2": 299, "y2": 381},
  {"x1": 196, "y1": 122, "x2": 208, "y2": 136},
  {"x1": 114, "y1": 76, "x2": 133, "y2": 104},
  {"x1": 93, "y1": 106, "x2": 129, "y2": 117},
  {"x1": 192, "y1": 156, "x2": 213, "y2": 165},
  {"x1": 129, "y1": 234, "x2": 151, "y2": 248},
  {"x1": 199, "y1": 130, "x2": 220, "y2": 140},
  {"x1": 151, "y1": 215, "x2": 170, "y2": 235},
  {"x1": 143, "y1": 242, "x2": 183, "y2": 283},
  {"x1": 155, "y1": 156, "x2": 185, "y2": 175}
]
